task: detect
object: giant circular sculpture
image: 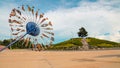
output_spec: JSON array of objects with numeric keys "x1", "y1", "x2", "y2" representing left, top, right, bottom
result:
[{"x1": 0, "y1": 5, "x2": 54, "y2": 51}]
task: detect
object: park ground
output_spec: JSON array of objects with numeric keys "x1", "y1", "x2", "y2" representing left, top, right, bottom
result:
[{"x1": 0, "y1": 49, "x2": 120, "y2": 68}]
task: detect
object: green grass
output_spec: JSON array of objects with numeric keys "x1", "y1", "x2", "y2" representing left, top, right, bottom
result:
[
  {"x1": 50, "y1": 37, "x2": 120, "y2": 50},
  {"x1": 1, "y1": 37, "x2": 120, "y2": 50}
]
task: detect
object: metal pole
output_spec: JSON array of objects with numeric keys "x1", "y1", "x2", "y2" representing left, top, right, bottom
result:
[{"x1": 0, "y1": 33, "x2": 27, "y2": 52}]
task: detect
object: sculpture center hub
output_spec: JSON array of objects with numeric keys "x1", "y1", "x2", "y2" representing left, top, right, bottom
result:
[{"x1": 26, "y1": 22, "x2": 40, "y2": 36}]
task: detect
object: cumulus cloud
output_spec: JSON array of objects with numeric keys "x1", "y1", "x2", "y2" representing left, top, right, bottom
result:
[
  {"x1": 45, "y1": 0, "x2": 120, "y2": 43},
  {"x1": 0, "y1": 0, "x2": 120, "y2": 43},
  {"x1": 0, "y1": 2, "x2": 17, "y2": 39}
]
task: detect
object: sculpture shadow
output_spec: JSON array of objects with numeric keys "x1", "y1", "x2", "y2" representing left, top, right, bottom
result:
[
  {"x1": 72, "y1": 57, "x2": 120, "y2": 63},
  {"x1": 96, "y1": 54, "x2": 120, "y2": 58}
]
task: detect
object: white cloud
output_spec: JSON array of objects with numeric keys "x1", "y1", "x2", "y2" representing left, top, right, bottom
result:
[
  {"x1": 0, "y1": 0, "x2": 120, "y2": 43},
  {"x1": 0, "y1": 2, "x2": 17, "y2": 38},
  {"x1": 45, "y1": 0, "x2": 120, "y2": 43},
  {"x1": 96, "y1": 32, "x2": 120, "y2": 42}
]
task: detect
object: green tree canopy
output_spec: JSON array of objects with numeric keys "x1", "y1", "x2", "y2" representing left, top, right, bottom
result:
[{"x1": 78, "y1": 27, "x2": 88, "y2": 38}]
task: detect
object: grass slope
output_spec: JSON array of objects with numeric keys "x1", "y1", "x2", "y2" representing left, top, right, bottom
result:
[{"x1": 50, "y1": 37, "x2": 120, "y2": 50}]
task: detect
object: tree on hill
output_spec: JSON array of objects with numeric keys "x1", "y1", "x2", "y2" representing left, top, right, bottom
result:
[
  {"x1": 77, "y1": 27, "x2": 89, "y2": 50},
  {"x1": 77, "y1": 27, "x2": 88, "y2": 38}
]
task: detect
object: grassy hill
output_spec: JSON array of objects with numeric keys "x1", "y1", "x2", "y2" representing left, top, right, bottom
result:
[
  {"x1": 49, "y1": 37, "x2": 120, "y2": 50},
  {"x1": 0, "y1": 37, "x2": 120, "y2": 50}
]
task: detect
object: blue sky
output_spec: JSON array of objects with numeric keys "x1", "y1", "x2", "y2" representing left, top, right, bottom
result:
[
  {"x1": 0, "y1": 0, "x2": 120, "y2": 43},
  {"x1": 0, "y1": 0, "x2": 80, "y2": 12}
]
